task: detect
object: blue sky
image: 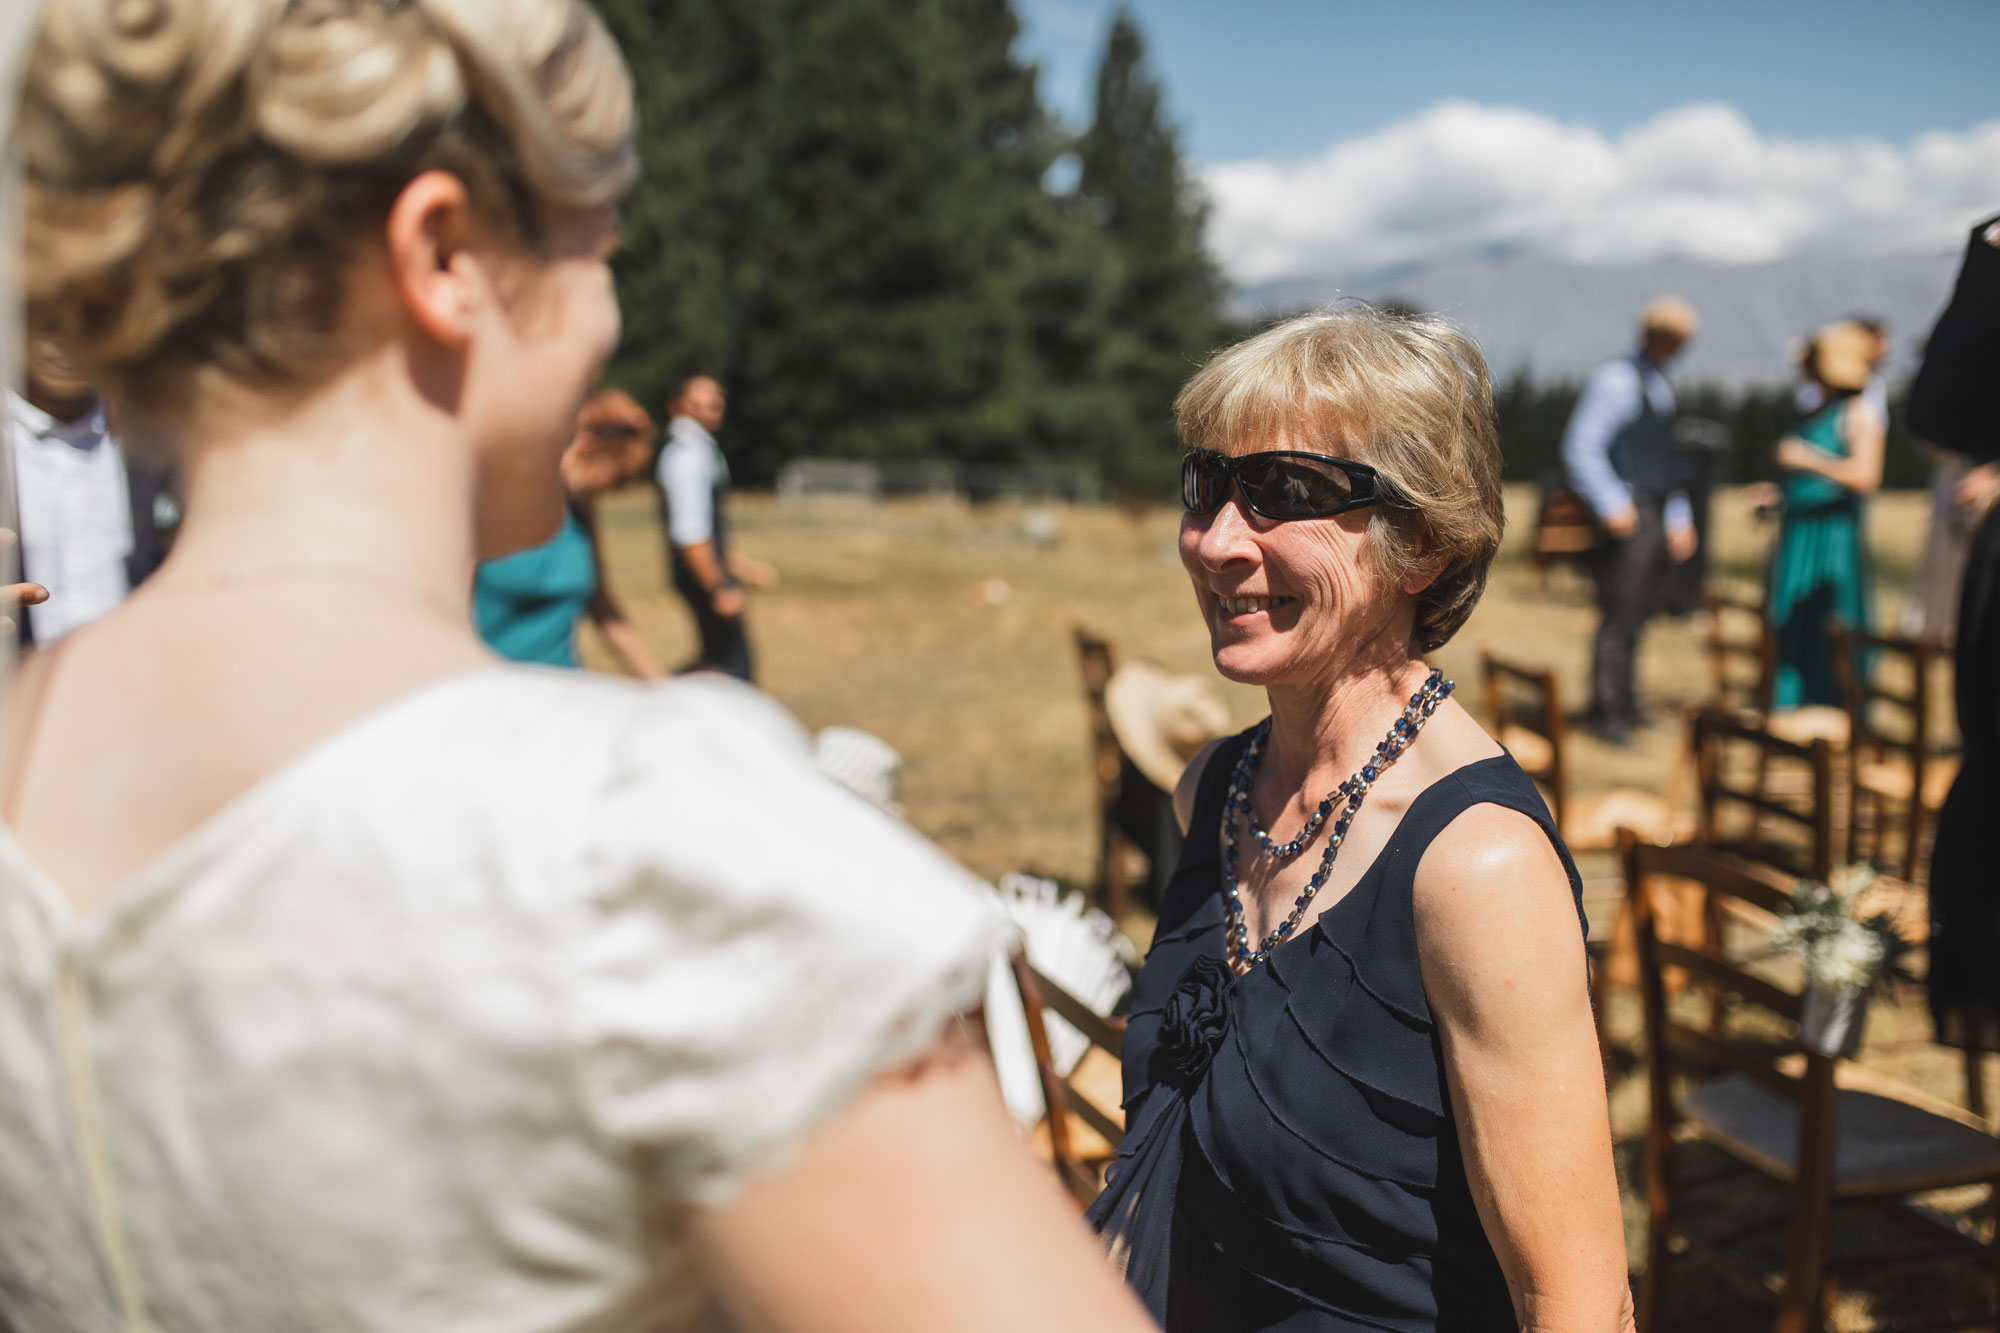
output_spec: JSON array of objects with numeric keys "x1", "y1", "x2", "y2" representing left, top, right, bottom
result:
[
  {"x1": 1017, "y1": 2, "x2": 2000, "y2": 281},
  {"x1": 1018, "y1": 0, "x2": 2000, "y2": 161}
]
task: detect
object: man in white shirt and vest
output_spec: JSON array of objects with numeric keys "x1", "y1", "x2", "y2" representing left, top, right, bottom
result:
[
  {"x1": 6, "y1": 336, "x2": 174, "y2": 646},
  {"x1": 656, "y1": 374, "x2": 754, "y2": 681},
  {"x1": 1561, "y1": 298, "x2": 1700, "y2": 746}
]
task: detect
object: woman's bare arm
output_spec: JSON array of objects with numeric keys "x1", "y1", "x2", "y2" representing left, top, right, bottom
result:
[
  {"x1": 576, "y1": 503, "x2": 666, "y2": 680},
  {"x1": 1776, "y1": 399, "x2": 1887, "y2": 496},
  {"x1": 692, "y1": 1030, "x2": 1155, "y2": 1333},
  {"x1": 1415, "y1": 805, "x2": 1634, "y2": 1333}
]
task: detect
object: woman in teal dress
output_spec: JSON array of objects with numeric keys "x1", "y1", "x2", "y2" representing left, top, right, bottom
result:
[
  {"x1": 474, "y1": 391, "x2": 666, "y2": 677},
  {"x1": 1769, "y1": 321, "x2": 1887, "y2": 708}
]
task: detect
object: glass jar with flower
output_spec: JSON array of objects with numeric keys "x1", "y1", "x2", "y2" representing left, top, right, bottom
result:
[{"x1": 1763, "y1": 868, "x2": 1918, "y2": 1057}]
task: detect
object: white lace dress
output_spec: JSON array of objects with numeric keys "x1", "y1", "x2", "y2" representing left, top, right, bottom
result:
[{"x1": 0, "y1": 669, "x2": 1012, "y2": 1332}]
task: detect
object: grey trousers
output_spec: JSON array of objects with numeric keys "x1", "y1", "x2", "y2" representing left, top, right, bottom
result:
[{"x1": 1589, "y1": 496, "x2": 1669, "y2": 723}]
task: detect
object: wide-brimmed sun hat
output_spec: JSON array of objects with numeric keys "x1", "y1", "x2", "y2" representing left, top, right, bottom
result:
[
  {"x1": 1808, "y1": 320, "x2": 1876, "y2": 392},
  {"x1": 1106, "y1": 662, "x2": 1234, "y2": 793}
]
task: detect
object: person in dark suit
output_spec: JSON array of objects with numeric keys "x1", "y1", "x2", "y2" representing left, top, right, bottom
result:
[
  {"x1": 1909, "y1": 213, "x2": 2000, "y2": 1051},
  {"x1": 6, "y1": 336, "x2": 175, "y2": 647}
]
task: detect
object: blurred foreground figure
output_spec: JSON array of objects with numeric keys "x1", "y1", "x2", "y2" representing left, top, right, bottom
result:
[
  {"x1": 1899, "y1": 290, "x2": 1998, "y2": 641},
  {"x1": 1093, "y1": 305, "x2": 1631, "y2": 1330},
  {"x1": 657, "y1": 374, "x2": 758, "y2": 681},
  {"x1": 1768, "y1": 322, "x2": 1886, "y2": 709},
  {"x1": 5, "y1": 336, "x2": 174, "y2": 644},
  {"x1": 0, "y1": 3, "x2": 1155, "y2": 1332},
  {"x1": 1911, "y1": 214, "x2": 2000, "y2": 1052},
  {"x1": 1561, "y1": 297, "x2": 1700, "y2": 745},
  {"x1": 474, "y1": 389, "x2": 664, "y2": 676}
]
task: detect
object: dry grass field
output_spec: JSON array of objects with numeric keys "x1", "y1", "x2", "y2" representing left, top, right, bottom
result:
[{"x1": 585, "y1": 482, "x2": 1985, "y2": 1330}]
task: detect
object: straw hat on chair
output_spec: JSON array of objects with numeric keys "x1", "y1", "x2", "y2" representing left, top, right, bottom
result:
[{"x1": 1105, "y1": 662, "x2": 1233, "y2": 794}]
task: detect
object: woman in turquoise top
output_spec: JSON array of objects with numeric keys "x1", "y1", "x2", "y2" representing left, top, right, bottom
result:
[
  {"x1": 1769, "y1": 322, "x2": 1886, "y2": 708},
  {"x1": 474, "y1": 392, "x2": 666, "y2": 677}
]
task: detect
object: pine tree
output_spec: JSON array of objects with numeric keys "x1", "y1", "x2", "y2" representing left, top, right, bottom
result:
[
  {"x1": 723, "y1": 0, "x2": 1036, "y2": 482},
  {"x1": 593, "y1": 0, "x2": 772, "y2": 421},
  {"x1": 943, "y1": 0, "x2": 1126, "y2": 474},
  {"x1": 590, "y1": 0, "x2": 1218, "y2": 495},
  {"x1": 1076, "y1": 10, "x2": 1224, "y2": 495}
]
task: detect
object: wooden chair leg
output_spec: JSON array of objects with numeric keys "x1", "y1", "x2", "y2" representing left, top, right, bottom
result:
[
  {"x1": 1982, "y1": 1182, "x2": 2000, "y2": 1331},
  {"x1": 1776, "y1": 1086, "x2": 1838, "y2": 1333},
  {"x1": 1639, "y1": 1139, "x2": 1674, "y2": 1333},
  {"x1": 1900, "y1": 797, "x2": 1922, "y2": 883},
  {"x1": 1969, "y1": 1048, "x2": 1989, "y2": 1123},
  {"x1": 1590, "y1": 941, "x2": 1613, "y2": 1069},
  {"x1": 1845, "y1": 774, "x2": 1862, "y2": 868}
]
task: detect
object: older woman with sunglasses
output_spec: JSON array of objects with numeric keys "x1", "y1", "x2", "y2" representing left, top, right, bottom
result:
[{"x1": 1089, "y1": 306, "x2": 1632, "y2": 1333}]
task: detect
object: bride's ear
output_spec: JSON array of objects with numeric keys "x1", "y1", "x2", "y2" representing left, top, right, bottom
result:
[{"x1": 385, "y1": 171, "x2": 483, "y2": 350}]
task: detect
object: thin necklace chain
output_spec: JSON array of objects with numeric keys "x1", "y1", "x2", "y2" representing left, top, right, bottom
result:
[{"x1": 1221, "y1": 669, "x2": 1453, "y2": 975}]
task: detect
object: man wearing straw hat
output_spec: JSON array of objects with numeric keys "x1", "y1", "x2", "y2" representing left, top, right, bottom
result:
[{"x1": 1562, "y1": 297, "x2": 1701, "y2": 745}]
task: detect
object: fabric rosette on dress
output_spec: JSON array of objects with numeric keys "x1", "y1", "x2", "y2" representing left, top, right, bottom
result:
[{"x1": 1085, "y1": 952, "x2": 1234, "y2": 1322}]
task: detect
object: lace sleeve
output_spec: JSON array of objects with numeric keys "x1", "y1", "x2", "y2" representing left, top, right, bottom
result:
[{"x1": 572, "y1": 678, "x2": 1015, "y2": 1208}]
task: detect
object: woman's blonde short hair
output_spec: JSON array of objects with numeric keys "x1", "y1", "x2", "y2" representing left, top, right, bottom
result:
[
  {"x1": 18, "y1": 0, "x2": 636, "y2": 418},
  {"x1": 1176, "y1": 303, "x2": 1505, "y2": 651}
]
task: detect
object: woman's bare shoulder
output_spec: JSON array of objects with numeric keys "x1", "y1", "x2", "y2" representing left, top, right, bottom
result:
[{"x1": 1408, "y1": 792, "x2": 1576, "y2": 992}]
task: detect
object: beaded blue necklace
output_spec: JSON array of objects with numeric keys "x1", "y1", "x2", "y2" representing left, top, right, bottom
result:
[{"x1": 1221, "y1": 669, "x2": 1453, "y2": 974}]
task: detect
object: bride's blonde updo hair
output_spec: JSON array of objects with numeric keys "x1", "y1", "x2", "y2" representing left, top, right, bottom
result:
[{"x1": 17, "y1": 0, "x2": 636, "y2": 418}]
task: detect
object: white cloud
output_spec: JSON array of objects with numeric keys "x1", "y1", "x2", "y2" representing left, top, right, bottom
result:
[{"x1": 1202, "y1": 102, "x2": 2000, "y2": 284}]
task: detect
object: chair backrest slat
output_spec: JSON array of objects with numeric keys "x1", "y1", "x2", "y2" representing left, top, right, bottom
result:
[
  {"x1": 1692, "y1": 707, "x2": 1835, "y2": 882},
  {"x1": 1704, "y1": 586, "x2": 1776, "y2": 713},
  {"x1": 1623, "y1": 833, "x2": 1816, "y2": 1108},
  {"x1": 1074, "y1": 627, "x2": 1131, "y2": 915},
  {"x1": 1662, "y1": 1024, "x2": 1802, "y2": 1097},
  {"x1": 1653, "y1": 940, "x2": 1804, "y2": 1021},
  {"x1": 1011, "y1": 949, "x2": 1129, "y2": 1207},
  {"x1": 1833, "y1": 625, "x2": 1944, "y2": 881},
  {"x1": 1641, "y1": 841, "x2": 1798, "y2": 915},
  {"x1": 1479, "y1": 652, "x2": 1566, "y2": 827},
  {"x1": 1028, "y1": 961, "x2": 1126, "y2": 1057}
]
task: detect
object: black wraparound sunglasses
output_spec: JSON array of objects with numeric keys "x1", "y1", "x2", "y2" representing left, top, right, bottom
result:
[{"x1": 1181, "y1": 448, "x2": 1393, "y2": 521}]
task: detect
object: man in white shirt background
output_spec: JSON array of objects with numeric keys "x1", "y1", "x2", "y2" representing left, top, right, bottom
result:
[
  {"x1": 655, "y1": 374, "x2": 770, "y2": 682},
  {"x1": 5, "y1": 336, "x2": 175, "y2": 646},
  {"x1": 1561, "y1": 298, "x2": 1701, "y2": 746}
]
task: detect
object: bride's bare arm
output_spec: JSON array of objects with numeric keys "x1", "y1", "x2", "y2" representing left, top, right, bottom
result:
[{"x1": 692, "y1": 1028, "x2": 1154, "y2": 1333}]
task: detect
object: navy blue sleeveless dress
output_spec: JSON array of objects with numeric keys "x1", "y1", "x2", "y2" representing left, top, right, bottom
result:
[{"x1": 1088, "y1": 727, "x2": 1587, "y2": 1331}]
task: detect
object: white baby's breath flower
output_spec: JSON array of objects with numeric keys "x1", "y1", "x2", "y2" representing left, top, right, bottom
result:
[{"x1": 1809, "y1": 920, "x2": 1885, "y2": 991}]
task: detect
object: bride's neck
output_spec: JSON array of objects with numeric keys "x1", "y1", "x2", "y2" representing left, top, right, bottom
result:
[{"x1": 153, "y1": 352, "x2": 477, "y2": 612}]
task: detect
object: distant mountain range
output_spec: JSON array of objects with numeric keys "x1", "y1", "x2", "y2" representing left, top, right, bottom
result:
[{"x1": 1232, "y1": 251, "x2": 1964, "y2": 388}]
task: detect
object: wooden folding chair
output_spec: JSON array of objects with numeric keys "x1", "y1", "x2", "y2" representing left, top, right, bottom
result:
[
  {"x1": 1531, "y1": 487, "x2": 1601, "y2": 594},
  {"x1": 1706, "y1": 585, "x2": 1848, "y2": 748},
  {"x1": 1834, "y1": 626, "x2": 1956, "y2": 884},
  {"x1": 1707, "y1": 585, "x2": 1777, "y2": 716},
  {"x1": 1480, "y1": 652, "x2": 1690, "y2": 850},
  {"x1": 1074, "y1": 627, "x2": 1136, "y2": 919},
  {"x1": 1481, "y1": 653, "x2": 1568, "y2": 825},
  {"x1": 1625, "y1": 834, "x2": 2000, "y2": 1333},
  {"x1": 1012, "y1": 952, "x2": 1127, "y2": 1206},
  {"x1": 1692, "y1": 706, "x2": 1836, "y2": 884}
]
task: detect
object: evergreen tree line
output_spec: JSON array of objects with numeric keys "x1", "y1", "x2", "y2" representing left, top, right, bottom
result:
[
  {"x1": 593, "y1": 0, "x2": 1222, "y2": 496},
  {"x1": 1491, "y1": 375, "x2": 1936, "y2": 493}
]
